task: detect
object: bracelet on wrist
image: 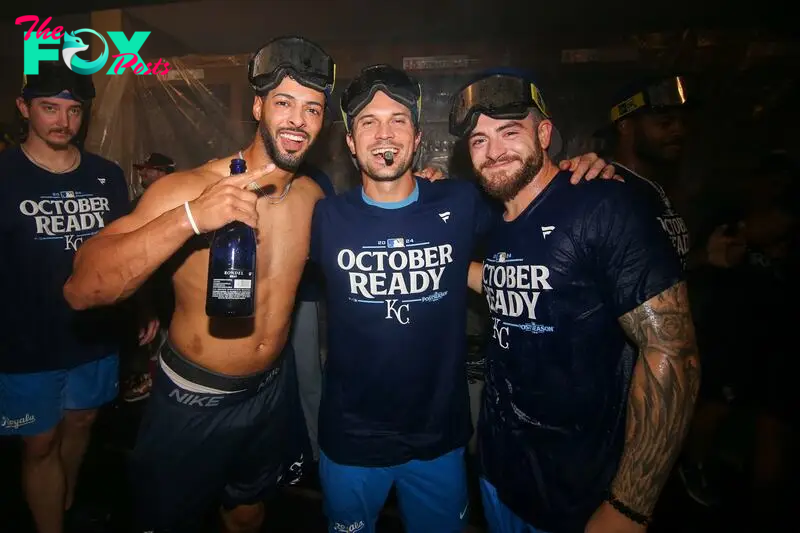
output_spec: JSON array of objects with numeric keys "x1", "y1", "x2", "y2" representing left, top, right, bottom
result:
[{"x1": 606, "y1": 493, "x2": 650, "y2": 526}]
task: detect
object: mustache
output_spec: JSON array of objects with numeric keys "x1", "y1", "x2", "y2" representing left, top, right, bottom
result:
[
  {"x1": 482, "y1": 155, "x2": 520, "y2": 169},
  {"x1": 662, "y1": 135, "x2": 685, "y2": 145}
]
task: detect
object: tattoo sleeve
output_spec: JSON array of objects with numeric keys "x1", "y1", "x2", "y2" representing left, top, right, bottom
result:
[{"x1": 613, "y1": 280, "x2": 701, "y2": 515}]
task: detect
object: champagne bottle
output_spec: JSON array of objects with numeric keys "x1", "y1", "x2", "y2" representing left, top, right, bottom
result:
[{"x1": 205, "y1": 158, "x2": 257, "y2": 317}]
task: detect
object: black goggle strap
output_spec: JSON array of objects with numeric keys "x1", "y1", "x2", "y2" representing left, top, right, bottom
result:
[
  {"x1": 252, "y1": 65, "x2": 336, "y2": 99},
  {"x1": 341, "y1": 83, "x2": 422, "y2": 133}
]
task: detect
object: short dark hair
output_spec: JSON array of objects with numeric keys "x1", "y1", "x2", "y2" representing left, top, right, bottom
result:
[{"x1": 528, "y1": 106, "x2": 546, "y2": 125}]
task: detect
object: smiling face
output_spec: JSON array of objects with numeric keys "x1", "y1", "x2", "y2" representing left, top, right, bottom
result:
[
  {"x1": 252, "y1": 75, "x2": 326, "y2": 171},
  {"x1": 17, "y1": 95, "x2": 83, "y2": 149},
  {"x1": 345, "y1": 91, "x2": 420, "y2": 182},
  {"x1": 467, "y1": 110, "x2": 553, "y2": 201}
]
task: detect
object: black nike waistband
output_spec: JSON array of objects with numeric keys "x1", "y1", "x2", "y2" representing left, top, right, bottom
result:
[{"x1": 160, "y1": 341, "x2": 282, "y2": 394}]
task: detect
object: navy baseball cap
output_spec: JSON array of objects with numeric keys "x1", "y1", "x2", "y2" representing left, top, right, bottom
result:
[{"x1": 21, "y1": 61, "x2": 95, "y2": 103}]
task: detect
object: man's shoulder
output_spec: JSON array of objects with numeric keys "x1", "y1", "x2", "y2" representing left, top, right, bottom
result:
[
  {"x1": 287, "y1": 174, "x2": 326, "y2": 212},
  {"x1": 0, "y1": 146, "x2": 22, "y2": 168},
  {"x1": 298, "y1": 163, "x2": 335, "y2": 196},
  {"x1": 0, "y1": 148, "x2": 24, "y2": 189},
  {"x1": 314, "y1": 185, "x2": 352, "y2": 211},
  {"x1": 555, "y1": 171, "x2": 632, "y2": 205},
  {"x1": 418, "y1": 177, "x2": 486, "y2": 215},
  {"x1": 79, "y1": 151, "x2": 124, "y2": 178},
  {"x1": 158, "y1": 167, "x2": 216, "y2": 196},
  {"x1": 419, "y1": 176, "x2": 478, "y2": 196},
  {"x1": 135, "y1": 168, "x2": 215, "y2": 212},
  {"x1": 607, "y1": 162, "x2": 663, "y2": 200}
]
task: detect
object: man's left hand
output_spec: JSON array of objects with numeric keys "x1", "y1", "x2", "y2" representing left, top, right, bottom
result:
[
  {"x1": 559, "y1": 153, "x2": 622, "y2": 184},
  {"x1": 585, "y1": 501, "x2": 647, "y2": 533},
  {"x1": 138, "y1": 317, "x2": 160, "y2": 346},
  {"x1": 417, "y1": 166, "x2": 446, "y2": 182}
]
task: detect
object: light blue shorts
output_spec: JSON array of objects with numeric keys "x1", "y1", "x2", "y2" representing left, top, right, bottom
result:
[
  {"x1": 0, "y1": 354, "x2": 119, "y2": 436},
  {"x1": 320, "y1": 447, "x2": 468, "y2": 533}
]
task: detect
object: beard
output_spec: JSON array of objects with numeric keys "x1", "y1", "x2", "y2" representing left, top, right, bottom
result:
[
  {"x1": 475, "y1": 139, "x2": 544, "y2": 202},
  {"x1": 259, "y1": 122, "x2": 309, "y2": 172},
  {"x1": 632, "y1": 124, "x2": 684, "y2": 168}
]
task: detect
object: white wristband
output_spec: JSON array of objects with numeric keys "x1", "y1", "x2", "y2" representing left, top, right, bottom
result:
[{"x1": 184, "y1": 201, "x2": 200, "y2": 235}]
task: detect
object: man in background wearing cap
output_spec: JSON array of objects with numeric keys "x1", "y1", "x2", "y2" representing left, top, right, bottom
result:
[
  {"x1": 310, "y1": 64, "x2": 616, "y2": 533},
  {"x1": 118, "y1": 152, "x2": 178, "y2": 404},
  {"x1": 449, "y1": 72, "x2": 700, "y2": 533},
  {"x1": 133, "y1": 152, "x2": 176, "y2": 196},
  {"x1": 0, "y1": 62, "x2": 155, "y2": 533},
  {"x1": 607, "y1": 76, "x2": 746, "y2": 270},
  {"x1": 63, "y1": 36, "x2": 333, "y2": 533},
  {"x1": 122, "y1": 152, "x2": 175, "y2": 404},
  {"x1": 606, "y1": 76, "x2": 750, "y2": 507}
]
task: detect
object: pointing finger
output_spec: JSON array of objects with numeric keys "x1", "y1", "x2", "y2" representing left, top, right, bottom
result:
[{"x1": 226, "y1": 163, "x2": 278, "y2": 188}]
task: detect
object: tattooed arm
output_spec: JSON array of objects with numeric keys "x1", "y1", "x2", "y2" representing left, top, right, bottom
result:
[
  {"x1": 586, "y1": 281, "x2": 700, "y2": 532},
  {"x1": 615, "y1": 281, "x2": 701, "y2": 515}
]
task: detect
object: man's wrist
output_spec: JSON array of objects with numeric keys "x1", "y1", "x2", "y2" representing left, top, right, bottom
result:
[{"x1": 605, "y1": 492, "x2": 650, "y2": 526}]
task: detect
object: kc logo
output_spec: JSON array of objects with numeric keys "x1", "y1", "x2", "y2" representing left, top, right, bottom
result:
[
  {"x1": 385, "y1": 299, "x2": 410, "y2": 325},
  {"x1": 64, "y1": 234, "x2": 84, "y2": 252},
  {"x1": 491, "y1": 317, "x2": 510, "y2": 349},
  {"x1": 16, "y1": 15, "x2": 170, "y2": 76}
]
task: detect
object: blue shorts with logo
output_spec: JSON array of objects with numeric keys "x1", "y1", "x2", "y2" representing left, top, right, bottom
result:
[
  {"x1": 320, "y1": 446, "x2": 468, "y2": 533},
  {"x1": 131, "y1": 342, "x2": 307, "y2": 533},
  {"x1": 0, "y1": 354, "x2": 119, "y2": 436}
]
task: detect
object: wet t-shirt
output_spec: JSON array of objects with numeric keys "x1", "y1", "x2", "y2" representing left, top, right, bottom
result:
[
  {"x1": 479, "y1": 171, "x2": 683, "y2": 532},
  {"x1": 614, "y1": 162, "x2": 690, "y2": 266},
  {"x1": 0, "y1": 147, "x2": 131, "y2": 373}
]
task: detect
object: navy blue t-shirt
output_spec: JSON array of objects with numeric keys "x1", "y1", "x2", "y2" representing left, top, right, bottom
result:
[
  {"x1": 0, "y1": 147, "x2": 131, "y2": 373},
  {"x1": 479, "y1": 171, "x2": 683, "y2": 532},
  {"x1": 614, "y1": 162, "x2": 690, "y2": 265},
  {"x1": 311, "y1": 177, "x2": 494, "y2": 466},
  {"x1": 296, "y1": 164, "x2": 336, "y2": 303}
]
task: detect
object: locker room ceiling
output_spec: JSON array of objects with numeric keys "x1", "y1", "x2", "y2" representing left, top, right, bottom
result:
[{"x1": 5, "y1": 0, "x2": 789, "y2": 43}]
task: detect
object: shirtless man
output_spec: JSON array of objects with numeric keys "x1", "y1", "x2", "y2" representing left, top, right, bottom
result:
[{"x1": 62, "y1": 36, "x2": 334, "y2": 533}]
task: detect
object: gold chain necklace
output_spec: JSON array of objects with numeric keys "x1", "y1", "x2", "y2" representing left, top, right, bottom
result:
[{"x1": 21, "y1": 144, "x2": 80, "y2": 174}]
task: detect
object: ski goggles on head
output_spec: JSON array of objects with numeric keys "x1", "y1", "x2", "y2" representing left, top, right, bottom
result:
[
  {"x1": 610, "y1": 76, "x2": 693, "y2": 122},
  {"x1": 248, "y1": 36, "x2": 335, "y2": 96},
  {"x1": 21, "y1": 62, "x2": 96, "y2": 103},
  {"x1": 340, "y1": 64, "x2": 422, "y2": 131},
  {"x1": 449, "y1": 74, "x2": 551, "y2": 138}
]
